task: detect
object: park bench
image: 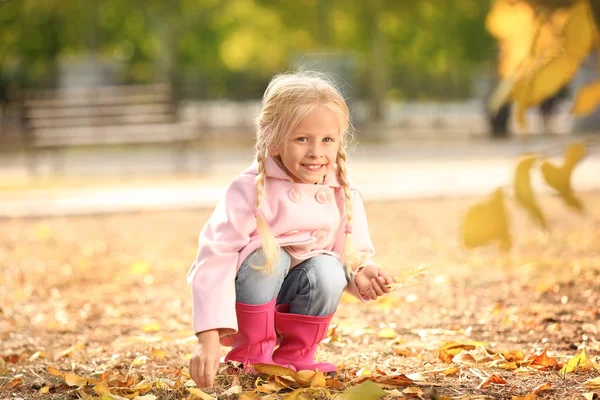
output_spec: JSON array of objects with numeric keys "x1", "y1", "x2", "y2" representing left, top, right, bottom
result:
[{"x1": 20, "y1": 83, "x2": 199, "y2": 176}]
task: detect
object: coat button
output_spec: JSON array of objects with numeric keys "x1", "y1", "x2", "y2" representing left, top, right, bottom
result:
[
  {"x1": 288, "y1": 188, "x2": 301, "y2": 202},
  {"x1": 311, "y1": 229, "x2": 327, "y2": 244},
  {"x1": 315, "y1": 189, "x2": 329, "y2": 204}
]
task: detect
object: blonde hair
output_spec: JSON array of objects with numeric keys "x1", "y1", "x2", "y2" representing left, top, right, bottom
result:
[{"x1": 254, "y1": 71, "x2": 365, "y2": 275}]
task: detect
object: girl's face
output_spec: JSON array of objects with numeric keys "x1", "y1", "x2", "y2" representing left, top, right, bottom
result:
[{"x1": 272, "y1": 106, "x2": 341, "y2": 184}]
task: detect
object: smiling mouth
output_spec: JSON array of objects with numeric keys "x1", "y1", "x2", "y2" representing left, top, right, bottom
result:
[{"x1": 302, "y1": 164, "x2": 324, "y2": 171}]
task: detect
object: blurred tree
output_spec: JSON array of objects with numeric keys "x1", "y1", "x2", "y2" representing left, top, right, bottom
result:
[{"x1": 0, "y1": 0, "x2": 497, "y2": 102}]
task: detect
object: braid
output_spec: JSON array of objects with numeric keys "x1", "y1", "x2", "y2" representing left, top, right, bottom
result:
[
  {"x1": 337, "y1": 149, "x2": 366, "y2": 275},
  {"x1": 253, "y1": 151, "x2": 280, "y2": 274}
]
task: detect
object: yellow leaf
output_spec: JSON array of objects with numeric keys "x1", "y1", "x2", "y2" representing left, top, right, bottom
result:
[
  {"x1": 252, "y1": 363, "x2": 297, "y2": 379},
  {"x1": 94, "y1": 382, "x2": 112, "y2": 395},
  {"x1": 511, "y1": 395, "x2": 537, "y2": 400},
  {"x1": 442, "y1": 367, "x2": 459, "y2": 375},
  {"x1": 239, "y1": 393, "x2": 261, "y2": 400},
  {"x1": 48, "y1": 366, "x2": 63, "y2": 376},
  {"x1": 564, "y1": 0, "x2": 597, "y2": 60},
  {"x1": 337, "y1": 380, "x2": 388, "y2": 400},
  {"x1": 295, "y1": 370, "x2": 318, "y2": 387},
  {"x1": 39, "y1": 386, "x2": 51, "y2": 394},
  {"x1": 310, "y1": 371, "x2": 326, "y2": 388},
  {"x1": 133, "y1": 395, "x2": 158, "y2": 400},
  {"x1": 34, "y1": 222, "x2": 53, "y2": 241},
  {"x1": 486, "y1": 0, "x2": 534, "y2": 40},
  {"x1": 583, "y1": 393, "x2": 599, "y2": 400},
  {"x1": 584, "y1": 376, "x2": 600, "y2": 389},
  {"x1": 378, "y1": 328, "x2": 397, "y2": 339},
  {"x1": 130, "y1": 261, "x2": 150, "y2": 275},
  {"x1": 513, "y1": 155, "x2": 547, "y2": 230},
  {"x1": 529, "y1": 56, "x2": 579, "y2": 106},
  {"x1": 560, "y1": 348, "x2": 600, "y2": 375},
  {"x1": 440, "y1": 341, "x2": 487, "y2": 356},
  {"x1": 461, "y1": 188, "x2": 511, "y2": 251},
  {"x1": 151, "y1": 348, "x2": 167, "y2": 360},
  {"x1": 256, "y1": 381, "x2": 285, "y2": 394},
  {"x1": 142, "y1": 322, "x2": 161, "y2": 333},
  {"x1": 541, "y1": 143, "x2": 587, "y2": 213},
  {"x1": 499, "y1": 361, "x2": 518, "y2": 370},
  {"x1": 187, "y1": 387, "x2": 215, "y2": 400},
  {"x1": 572, "y1": 80, "x2": 600, "y2": 116},
  {"x1": 65, "y1": 372, "x2": 87, "y2": 387},
  {"x1": 0, "y1": 357, "x2": 6, "y2": 373}
]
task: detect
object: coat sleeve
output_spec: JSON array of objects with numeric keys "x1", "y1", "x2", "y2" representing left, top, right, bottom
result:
[
  {"x1": 187, "y1": 175, "x2": 257, "y2": 336},
  {"x1": 335, "y1": 188, "x2": 377, "y2": 300}
]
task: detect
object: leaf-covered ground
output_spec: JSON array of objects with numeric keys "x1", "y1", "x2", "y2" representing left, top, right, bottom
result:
[{"x1": 1, "y1": 192, "x2": 599, "y2": 400}]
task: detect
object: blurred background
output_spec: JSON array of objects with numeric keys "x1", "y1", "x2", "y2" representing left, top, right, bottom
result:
[{"x1": 0, "y1": 0, "x2": 599, "y2": 182}]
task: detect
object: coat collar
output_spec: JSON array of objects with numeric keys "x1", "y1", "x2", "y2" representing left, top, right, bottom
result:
[{"x1": 243, "y1": 156, "x2": 342, "y2": 188}]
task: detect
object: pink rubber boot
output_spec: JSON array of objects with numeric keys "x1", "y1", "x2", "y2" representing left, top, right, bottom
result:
[
  {"x1": 224, "y1": 299, "x2": 277, "y2": 366},
  {"x1": 271, "y1": 304, "x2": 337, "y2": 373}
]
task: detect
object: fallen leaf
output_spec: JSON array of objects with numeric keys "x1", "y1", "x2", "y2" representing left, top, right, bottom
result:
[
  {"x1": 438, "y1": 349, "x2": 453, "y2": 363},
  {"x1": 256, "y1": 381, "x2": 286, "y2": 394},
  {"x1": 452, "y1": 352, "x2": 476, "y2": 364},
  {"x1": 393, "y1": 346, "x2": 413, "y2": 357},
  {"x1": 511, "y1": 395, "x2": 536, "y2": 400},
  {"x1": 478, "y1": 375, "x2": 507, "y2": 389},
  {"x1": 533, "y1": 382, "x2": 552, "y2": 394},
  {"x1": 403, "y1": 386, "x2": 424, "y2": 396},
  {"x1": 378, "y1": 328, "x2": 398, "y2": 339},
  {"x1": 582, "y1": 393, "x2": 599, "y2": 400},
  {"x1": 5, "y1": 374, "x2": 23, "y2": 388},
  {"x1": 253, "y1": 363, "x2": 297, "y2": 379},
  {"x1": 239, "y1": 393, "x2": 261, "y2": 400},
  {"x1": 187, "y1": 387, "x2": 215, "y2": 399},
  {"x1": 64, "y1": 372, "x2": 87, "y2": 387},
  {"x1": 39, "y1": 386, "x2": 51, "y2": 394},
  {"x1": 94, "y1": 382, "x2": 111, "y2": 395},
  {"x1": 440, "y1": 341, "x2": 486, "y2": 356},
  {"x1": 531, "y1": 348, "x2": 559, "y2": 369},
  {"x1": 337, "y1": 380, "x2": 388, "y2": 400},
  {"x1": 310, "y1": 371, "x2": 326, "y2": 388},
  {"x1": 442, "y1": 367, "x2": 459, "y2": 376},
  {"x1": 560, "y1": 348, "x2": 600, "y2": 375},
  {"x1": 48, "y1": 366, "x2": 63, "y2": 376},
  {"x1": 585, "y1": 377, "x2": 600, "y2": 389},
  {"x1": 151, "y1": 348, "x2": 167, "y2": 360}
]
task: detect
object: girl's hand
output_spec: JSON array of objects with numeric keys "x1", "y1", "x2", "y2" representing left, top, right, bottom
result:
[
  {"x1": 354, "y1": 265, "x2": 394, "y2": 300},
  {"x1": 189, "y1": 329, "x2": 221, "y2": 388}
]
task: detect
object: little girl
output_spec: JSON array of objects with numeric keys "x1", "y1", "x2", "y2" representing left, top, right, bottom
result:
[{"x1": 188, "y1": 71, "x2": 393, "y2": 388}]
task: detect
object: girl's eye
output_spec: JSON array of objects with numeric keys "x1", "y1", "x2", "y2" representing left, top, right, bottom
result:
[
  {"x1": 296, "y1": 137, "x2": 308, "y2": 142},
  {"x1": 323, "y1": 137, "x2": 334, "y2": 142}
]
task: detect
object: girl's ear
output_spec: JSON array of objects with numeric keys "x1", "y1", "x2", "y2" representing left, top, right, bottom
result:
[{"x1": 269, "y1": 144, "x2": 282, "y2": 156}]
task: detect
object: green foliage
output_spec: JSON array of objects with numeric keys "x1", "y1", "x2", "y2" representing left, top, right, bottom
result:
[{"x1": 0, "y1": 0, "x2": 496, "y2": 99}]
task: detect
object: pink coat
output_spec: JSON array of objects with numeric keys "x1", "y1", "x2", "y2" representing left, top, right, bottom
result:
[{"x1": 187, "y1": 157, "x2": 376, "y2": 337}]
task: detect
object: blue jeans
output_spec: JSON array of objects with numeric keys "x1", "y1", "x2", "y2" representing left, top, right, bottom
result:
[{"x1": 235, "y1": 249, "x2": 348, "y2": 316}]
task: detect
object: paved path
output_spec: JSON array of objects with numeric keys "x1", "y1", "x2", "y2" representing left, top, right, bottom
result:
[{"x1": 0, "y1": 137, "x2": 598, "y2": 218}]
